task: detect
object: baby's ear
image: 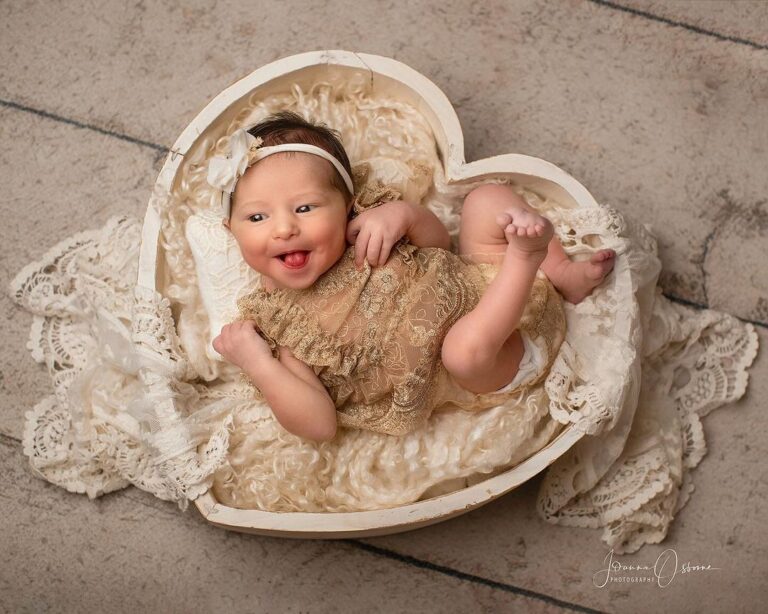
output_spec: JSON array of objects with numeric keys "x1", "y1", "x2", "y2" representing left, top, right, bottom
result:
[{"x1": 222, "y1": 218, "x2": 231, "y2": 231}]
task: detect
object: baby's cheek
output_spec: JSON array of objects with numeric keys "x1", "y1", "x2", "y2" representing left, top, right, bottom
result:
[
  {"x1": 315, "y1": 224, "x2": 345, "y2": 254},
  {"x1": 238, "y1": 247, "x2": 268, "y2": 275},
  {"x1": 244, "y1": 257, "x2": 263, "y2": 274}
]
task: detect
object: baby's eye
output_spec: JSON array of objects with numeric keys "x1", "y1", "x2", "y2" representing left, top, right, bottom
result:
[
  {"x1": 248, "y1": 214, "x2": 265, "y2": 223},
  {"x1": 297, "y1": 204, "x2": 315, "y2": 213}
]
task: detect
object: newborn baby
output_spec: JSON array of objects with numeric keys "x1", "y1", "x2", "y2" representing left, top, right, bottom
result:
[{"x1": 211, "y1": 111, "x2": 615, "y2": 441}]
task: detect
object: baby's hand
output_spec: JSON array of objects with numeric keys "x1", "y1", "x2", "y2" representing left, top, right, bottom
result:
[
  {"x1": 346, "y1": 200, "x2": 413, "y2": 269},
  {"x1": 213, "y1": 320, "x2": 274, "y2": 372}
]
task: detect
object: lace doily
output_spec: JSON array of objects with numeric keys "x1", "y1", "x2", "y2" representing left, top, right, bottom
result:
[
  {"x1": 8, "y1": 216, "x2": 237, "y2": 508},
  {"x1": 537, "y1": 292, "x2": 758, "y2": 552}
]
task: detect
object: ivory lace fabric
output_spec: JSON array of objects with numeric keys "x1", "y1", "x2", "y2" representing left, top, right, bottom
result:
[
  {"x1": 235, "y1": 241, "x2": 566, "y2": 436},
  {"x1": 6, "y1": 80, "x2": 760, "y2": 553}
]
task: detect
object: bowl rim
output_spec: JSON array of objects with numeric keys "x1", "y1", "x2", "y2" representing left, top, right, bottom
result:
[
  {"x1": 142, "y1": 49, "x2": 596, "y2": 536},
  {"x1": 195, "y1": 424, "x2": 582, "y2": 538}
]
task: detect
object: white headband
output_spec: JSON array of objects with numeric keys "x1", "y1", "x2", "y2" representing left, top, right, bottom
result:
[{"x1": 206, "y1": 127, "x2": 355, "y2": 218}]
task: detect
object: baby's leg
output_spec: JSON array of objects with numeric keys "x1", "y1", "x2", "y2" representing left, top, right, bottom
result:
[
  {"x1": 441, "y1": 185, "x2": 553, "y2": 393},
  {"x1": 458, "y1": 184, "x2": 616, "y2": 304}
]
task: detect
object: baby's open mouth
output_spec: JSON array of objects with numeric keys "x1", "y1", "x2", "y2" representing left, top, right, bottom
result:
[{"x1": 278, "y1": 250, "x2": 310, "y2": 268}]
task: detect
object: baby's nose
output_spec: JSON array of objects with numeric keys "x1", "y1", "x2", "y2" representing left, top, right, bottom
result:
[{"x1": 272, "y1": 216, "x2": 299, "y2": 238}]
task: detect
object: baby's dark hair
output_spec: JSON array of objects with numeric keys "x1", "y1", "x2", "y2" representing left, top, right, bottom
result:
[{"x1": 243, "y1": 110, "x2": 354, "y2": 205}]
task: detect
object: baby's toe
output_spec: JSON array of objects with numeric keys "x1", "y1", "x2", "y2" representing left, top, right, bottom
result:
[
  {"x1": 591, "y1": 249, "x2": 612, "y2": 263},
  {"x1": 496, "y1": 212, "x2": 513, "y2": 227}
]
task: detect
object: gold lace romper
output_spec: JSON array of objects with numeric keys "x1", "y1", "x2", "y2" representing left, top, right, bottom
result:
[{"x1": 235, "y1": 171, "x2": 567, "y2": 437}]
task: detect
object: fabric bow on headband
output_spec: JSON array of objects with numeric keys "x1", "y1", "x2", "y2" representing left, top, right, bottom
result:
[
  {"x1": 206, "y1": 127, "x2": 356, "y2": 219},
  {"x1": 207, "y1": 130, "x2": 264, "y2": 196}
]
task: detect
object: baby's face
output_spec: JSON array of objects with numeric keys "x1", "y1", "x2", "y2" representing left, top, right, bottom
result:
[{"x1": 224, "y1": 152, "x2": 351, "y2": 291}]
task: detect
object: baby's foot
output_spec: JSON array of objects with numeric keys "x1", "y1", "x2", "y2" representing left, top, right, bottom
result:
[
  {"x1": 496, "y1": 207, "x2": 553, "y2": 262},
  {"x1": 556, "y1": 249, "x2": 616, "y2": 304}
]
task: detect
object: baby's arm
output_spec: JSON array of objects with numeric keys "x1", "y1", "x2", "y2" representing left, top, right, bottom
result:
[
  {"x1": 214, "y1": 321, "x2": 337, "y2": 442},
  {"x1": 401, "y1": 201, "x2": 451, "y2": 250},
  {"x1": 243, "y1": 351, "x2": 337, "y2": 442}
]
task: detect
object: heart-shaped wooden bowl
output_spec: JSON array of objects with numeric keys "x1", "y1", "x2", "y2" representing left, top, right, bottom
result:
[{"x1": 139, "y1": 50, "x2": 595, "y2": 538}]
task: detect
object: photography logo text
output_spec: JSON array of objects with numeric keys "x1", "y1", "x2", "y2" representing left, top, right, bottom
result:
[{"x1": 593, "y1": 548, "x2": 720, "y2": 588}]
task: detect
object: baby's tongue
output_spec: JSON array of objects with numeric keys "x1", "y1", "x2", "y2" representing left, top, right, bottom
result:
[{"x1": 284, "y1": 251, "x2": 308, "y2": 266}]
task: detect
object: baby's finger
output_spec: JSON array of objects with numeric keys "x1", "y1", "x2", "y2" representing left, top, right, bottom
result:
[
  {"x1": 367, "y1": 234, "x2": 383, "y2": 268},
  {"x1": 239, "y1": 321, "x2": 257, "y2": 336},
  {"x1": 346, "y1": 221, "x2": 360, "y2": 245},
  {"x1": 377, "y1": 241, "x2": 393, "y2": 266},
  {"x1": 355, "y1": 231, "x2": 370, "y2": 268}
]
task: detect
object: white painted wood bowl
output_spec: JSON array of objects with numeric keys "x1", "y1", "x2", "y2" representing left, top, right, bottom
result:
[{"x1": 139, "y1": 50, "x2": 597, "y2": 538}]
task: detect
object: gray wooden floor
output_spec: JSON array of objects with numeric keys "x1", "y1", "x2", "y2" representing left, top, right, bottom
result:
[{"x1": 2, "y1": 1, "x2": 766, "y2": 612}]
